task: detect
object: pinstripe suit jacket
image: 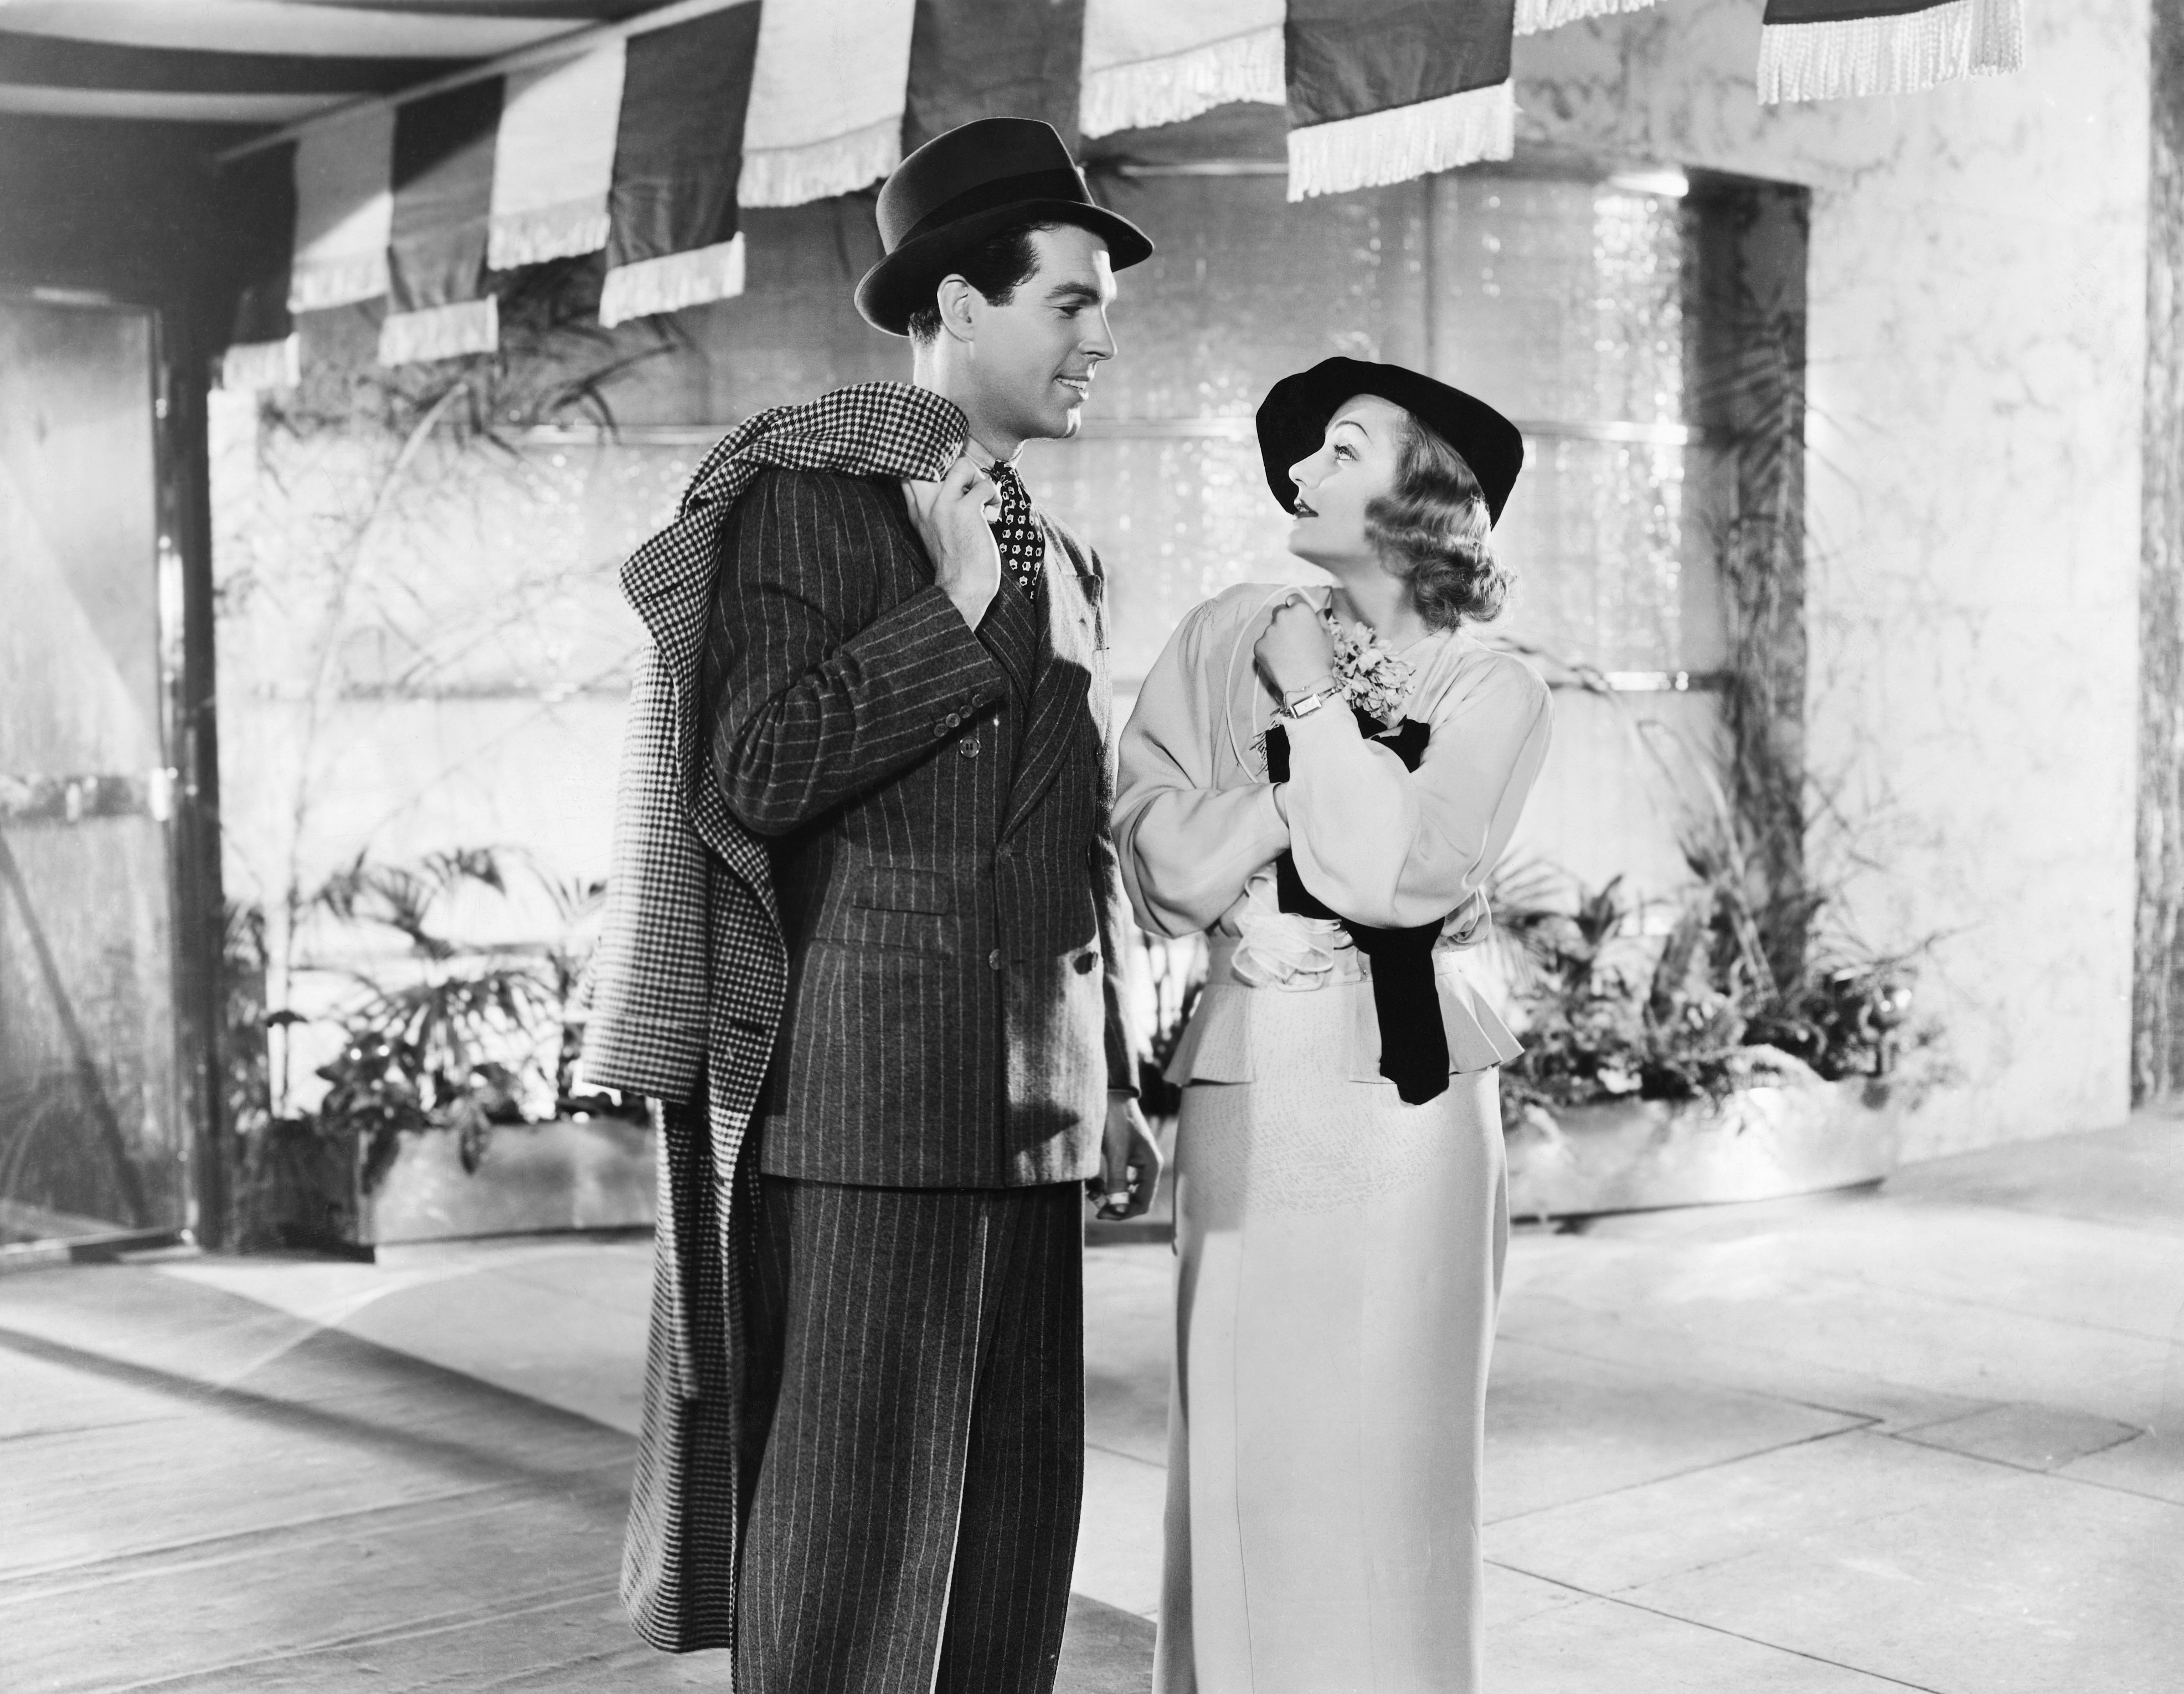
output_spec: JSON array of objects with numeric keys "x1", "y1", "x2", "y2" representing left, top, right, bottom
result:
[
  {"x1": 710, "y1": 466, "x2": 1133, "y2": 1187},
  {"x1": 579, "y1": 384, "x2": 1133, "y2": 1659}
]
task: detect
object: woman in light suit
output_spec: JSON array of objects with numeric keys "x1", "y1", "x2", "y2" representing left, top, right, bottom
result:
[{"x1": 1117, "y1": 359, "x2": 1552, "y2": 1693}]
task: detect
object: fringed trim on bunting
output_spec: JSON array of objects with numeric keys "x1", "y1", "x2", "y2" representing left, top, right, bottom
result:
[
  {"x1": 221, "y1": 335, "x2": 300, "y2": 394},
  {"x1": 1287, "y1": 81, "x2": 1515, "y2": 202},
  {"x1": 1079, "y1": 24, "x2": 1285, "y2": 140},
  {"x1": 1758, "y1": 0, "x2": 2023, "y2": 103},
  {"x1": 289, "y1": 252, "x2": 390, "y2": 314},
  {"x1": 378, "y1": 297, "x2": 500, "y2": 367},
  {"x1": 1515, "y1": 0, "x2": 1658, "y2": 36},
  {"x1": 488, "y1": 198, "x2": 611, "y2": 270},
  {"x1": 598, "y1": 235, "x2": 747, "y2": 327},
  {"x1": 739, "y1": 116, "x2": 902, "y2": 208}
]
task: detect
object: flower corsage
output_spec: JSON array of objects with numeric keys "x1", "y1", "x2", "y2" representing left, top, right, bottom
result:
[{"x1": 1322, "y1": 607, "x2": 1415, "y2": 730}]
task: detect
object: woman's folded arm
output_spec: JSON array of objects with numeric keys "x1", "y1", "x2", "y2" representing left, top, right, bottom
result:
[
  {"x1": 1285, "y1": 650, "x2": 1552, "y2": 929},
  {"x1": 1115, "y1": 603, "x2": 1291, "y2": 936}
]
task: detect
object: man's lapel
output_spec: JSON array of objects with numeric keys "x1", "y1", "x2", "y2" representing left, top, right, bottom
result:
[
  {"x1": 978, "y1": 574, "x2": 1043, "y2": 710},
  {"x1": 1000, "y1": 537, "x2": 1096, "y2": 840}
]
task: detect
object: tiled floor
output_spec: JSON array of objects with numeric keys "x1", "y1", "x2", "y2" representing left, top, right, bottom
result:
[{"x1": 3, "y1": 1113, "x2": 2181, "y2": 1691}]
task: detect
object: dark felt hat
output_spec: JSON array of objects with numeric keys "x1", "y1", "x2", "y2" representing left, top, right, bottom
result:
[
  {"x1": 1255, "y1": 357, "x2": 1525, "y2": 526},
  {"x1": 856, "y1": 117, "x2": 1153, "y2": 337}
]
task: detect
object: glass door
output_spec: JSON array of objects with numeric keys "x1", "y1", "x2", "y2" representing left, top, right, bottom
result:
[{"x1": 0, "y1": 296, "x2": 189, "y2": 1248}]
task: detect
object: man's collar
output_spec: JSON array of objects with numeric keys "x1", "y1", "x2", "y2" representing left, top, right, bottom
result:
[{"x1": 970, "y1": 434, "x2": 1022, "y2": 472}]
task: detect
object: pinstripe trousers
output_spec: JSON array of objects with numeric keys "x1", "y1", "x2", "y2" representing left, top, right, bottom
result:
[{"x1": 734, "y1": 1176, "x2": 1085, "y2": 1694}]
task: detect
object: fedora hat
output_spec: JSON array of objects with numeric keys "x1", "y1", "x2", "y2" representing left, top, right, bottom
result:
[
  {"x1": 1255, "y1": 357, "x2": 1525, "y2": 526},
  {"x1": 856, "y1": 117, "x2": 1153, "y2": 337}
]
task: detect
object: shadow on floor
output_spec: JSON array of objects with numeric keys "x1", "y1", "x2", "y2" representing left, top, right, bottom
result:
[{"x1": 0, "y1": 1265, "x2": 1150, "y2": 1692}]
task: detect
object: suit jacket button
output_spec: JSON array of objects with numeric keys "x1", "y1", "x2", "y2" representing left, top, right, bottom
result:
[
  {"x1": 987, "y1": 949, "x2": 1004, "y2": 970},
  {"x1": 934, "y1": 719, "x2": 950, "y2": 737},
  {"x1": 946, "y1": 712, "x2": 962, "y2": 728},
  {"x1": 958, "y1": 739, "x2": 980, "y2": 758}
]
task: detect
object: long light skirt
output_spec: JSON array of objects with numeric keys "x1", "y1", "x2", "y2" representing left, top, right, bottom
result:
[{"x1": 1155, "y1": 1002, "x2": 1508, "y2": 1693}]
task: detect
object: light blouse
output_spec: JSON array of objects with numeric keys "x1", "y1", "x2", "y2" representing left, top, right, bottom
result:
[{"x1": 1114, "y1": 581, "x2": 1554, "y2": 1085}]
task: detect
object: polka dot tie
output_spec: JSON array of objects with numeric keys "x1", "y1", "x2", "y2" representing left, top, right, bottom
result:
[{"x1": 987, "y1": 461, "x2": 1045, "y2": 602}]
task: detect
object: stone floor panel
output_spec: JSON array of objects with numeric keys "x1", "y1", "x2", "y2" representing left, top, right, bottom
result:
[
  {"x1": 1484, "y1": 1427, "x2": 2009, "y2": 1597},
  {"x1": 1490, "y1": 1593, "x2": 1927, "y2": 1692},
  {"x1": 1622, "y1": 1466, "x2": 2184, "y2": 1694},
  {"x1": 1484, "y1": 1335, "x2": 1865, "y2": 1522}
]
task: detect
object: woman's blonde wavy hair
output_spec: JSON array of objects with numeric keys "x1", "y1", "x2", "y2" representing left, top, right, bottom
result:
[{"x1": 1363, "y1": 410, "x2": 1509, "y2": 631}]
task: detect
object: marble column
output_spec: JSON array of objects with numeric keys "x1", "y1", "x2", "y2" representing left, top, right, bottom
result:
[{"x1": 2135, "y1": 2, "x2": 2184, "y2": 1101}]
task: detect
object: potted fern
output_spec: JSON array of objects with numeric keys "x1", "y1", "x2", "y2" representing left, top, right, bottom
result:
[
  {"x1": 1490, "y1": 817, "x2": 1940, "y2": 1219},
  {"x1": 264, "y1": 848, "x2": 651, "y2": 1248}
]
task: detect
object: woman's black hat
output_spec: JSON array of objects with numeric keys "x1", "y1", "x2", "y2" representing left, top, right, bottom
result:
[
  {"x1": 1255, "y1": 357, "x2": 1525, "y2": 526},
  {"x1": 857, "y1": 117, "x2": 1154, "y2": 337}
]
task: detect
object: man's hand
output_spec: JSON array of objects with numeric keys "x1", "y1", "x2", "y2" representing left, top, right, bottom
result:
[
  {"x1": 1090, "y1": 1094, "x2": 1163, "y2": 1222},
  {"x1": 902, "y1": 453, "x2": 1002, "y2": 629}
]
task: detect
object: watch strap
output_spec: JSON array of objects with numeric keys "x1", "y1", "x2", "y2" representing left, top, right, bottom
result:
[{"x1": 1279, "y1": 684, "x2": 1337, "y2": 720}]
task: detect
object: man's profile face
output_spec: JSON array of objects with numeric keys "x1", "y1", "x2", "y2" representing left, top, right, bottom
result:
[{"x1": 961, "y1": 223, "x2": 1118, "y2": 445}]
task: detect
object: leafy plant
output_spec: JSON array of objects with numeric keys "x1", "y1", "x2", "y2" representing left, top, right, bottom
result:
[
  {"x1": 301, "y1": 847, "x2": 637, "y2": 1192},
  {"x1": 1492, "y1": 836, "x2": 1940, "y2": 1125}
]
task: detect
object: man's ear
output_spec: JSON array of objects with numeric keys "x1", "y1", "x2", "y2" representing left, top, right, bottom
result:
[{"x1": 934, "y1": 274, "x2": 979, "y2": 343}]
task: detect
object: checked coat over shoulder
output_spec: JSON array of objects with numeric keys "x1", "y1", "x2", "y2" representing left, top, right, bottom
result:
[{"x1": 581, "y1": 381, "x2": 1135, "y2": 1660}]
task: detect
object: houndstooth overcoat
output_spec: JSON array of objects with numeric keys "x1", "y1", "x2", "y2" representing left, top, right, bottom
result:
[{"x1": 581, "y1": 383, "x2": 986, "y2": 1658}]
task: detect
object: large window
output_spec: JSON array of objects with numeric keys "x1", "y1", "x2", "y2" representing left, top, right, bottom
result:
[{"x1": 1028, "y1": 165, "x2": 1803, "y2": 897}]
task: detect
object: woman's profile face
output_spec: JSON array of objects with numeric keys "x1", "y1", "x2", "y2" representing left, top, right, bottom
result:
[{"x1": 1284, "y1": 394, "x2": 1408, "y2": 573}]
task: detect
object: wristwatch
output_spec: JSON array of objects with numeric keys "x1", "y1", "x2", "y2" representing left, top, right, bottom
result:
[{"x1": 1279, "y1": 683, "x2": 1338, "y2": 721}]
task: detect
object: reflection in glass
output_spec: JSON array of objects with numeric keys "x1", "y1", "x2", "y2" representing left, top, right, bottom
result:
[{"x1": 0, "y1": 301, "x2": 185, "y2": 1244}]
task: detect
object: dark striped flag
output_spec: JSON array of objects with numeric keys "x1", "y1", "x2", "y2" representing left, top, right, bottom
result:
[
  {"x1": 903, "y1": 0, "x2": 1086, "y2": 156},
  {"x1": 220, "y1": 140, "x2": 301, "y2": 392},
  {"x1": 1759, "y1": 0, "x2": 2024, "y2": 102},
  {"x1": 1284, "y1": 0, "x2": 1518, "y2": 200},
  {"x1": 380, "y1": 78, "x2": 503, "y2": 364},
  {"x1": 597, "y1": 2, "x2": 763, "y2": 328}
]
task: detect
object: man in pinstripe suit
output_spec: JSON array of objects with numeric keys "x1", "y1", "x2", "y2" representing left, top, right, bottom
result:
[{"x1": 688, "y1": 120, "x2": 1161, "y2": 1693}]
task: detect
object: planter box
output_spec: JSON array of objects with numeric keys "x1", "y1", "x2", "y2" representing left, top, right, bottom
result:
[
  {"x1": 254, "y1": 1115, "x2": 656, "y2": 1253},
  {"x1": 1505, "y1": 1080, "x2": 1902, "y2": 1221},
  {"x1": 359, "y1": 1117, "x2": 656, "y2": 1245}
]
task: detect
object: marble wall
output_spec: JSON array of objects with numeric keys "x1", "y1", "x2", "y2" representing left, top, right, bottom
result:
[{"x1": 1511, "y1": 0, "x2": 2154, "y2": 1156}]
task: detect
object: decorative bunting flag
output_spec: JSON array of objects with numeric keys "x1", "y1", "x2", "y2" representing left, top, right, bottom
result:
[
  {"x1": 739, "y1": 0, "x2": 921, "y2": 208},
  {"x1": 599, "y1": 2, "x2": 763, "y2": 328},
  {"x1": 380, "y1": 79, "x2": 503, "y2": 365},
  {"x1": 904, "y1": 0, "x2": 1086, "y2": 156},
  {"x1": 1758, "y1": 0, "x2": 2023, "y2": 102},
  {"x1": 213, "y1": 0, "x2": 2034, "y2": 377},
  {"x1": 1512, "y1": 0, "x2": 1658, "y2": 34},
  {"x1": 221, "y1": 140, "x2": 300, "y2": 393},
  {"x1": 223, "y1": 335, "x2": 303, "y2": 394},
  {"x1": 1078, "y1": 0, "x2": 1286, "y2": 139},
  {"x1": 1284, "y1": 0, "x2": 1517, "y2": 201},
  {"x1": 487, "y1": 46, "x2": 626, "y2": 269},
  {"x1": 287, "y1": 105, "x2": 395, "y2": 313}
]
